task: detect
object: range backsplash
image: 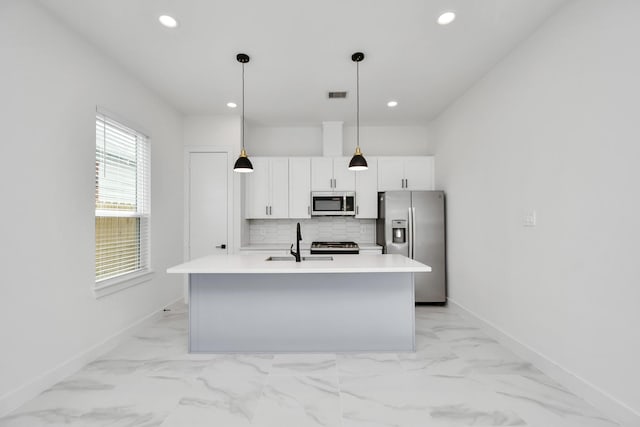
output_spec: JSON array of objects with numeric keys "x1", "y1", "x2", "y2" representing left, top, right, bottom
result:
[{"x1": 248, "y1": 218, "x2": 376, "y2": 244}]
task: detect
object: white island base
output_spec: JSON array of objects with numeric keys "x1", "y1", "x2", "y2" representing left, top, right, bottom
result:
[{"x1": 168, "y1": 254, "x2": 430, "y2": 353}]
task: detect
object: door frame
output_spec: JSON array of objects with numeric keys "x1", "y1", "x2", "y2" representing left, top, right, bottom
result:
[
  {"x1": 183, "y1": 146, "x2": 237, "y2": 303},
  {"x1": 183, "y1": 146, "x2": 236, "y2": 302},
  {"x1": 184, "y1": 146, "x2": 236, "y2": 260}
]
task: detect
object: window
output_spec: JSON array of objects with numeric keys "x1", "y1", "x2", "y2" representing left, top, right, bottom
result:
[{"x1": 95, "y1": 113, "x2": 150, "y2": 290}]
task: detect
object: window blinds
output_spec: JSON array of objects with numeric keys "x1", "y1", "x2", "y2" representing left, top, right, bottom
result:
[{"x1": 95, "y1": 114, "x2": 150, "y2": 282}]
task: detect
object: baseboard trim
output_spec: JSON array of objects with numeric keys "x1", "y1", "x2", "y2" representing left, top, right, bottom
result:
[
  {"x1": 0, "y1": 297, "x2": 183, "y2": 418},
  {"x1": 447, "y1": 297, "x2": 640, "y2": 427}
]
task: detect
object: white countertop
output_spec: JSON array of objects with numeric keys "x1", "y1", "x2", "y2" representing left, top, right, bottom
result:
[
  {"x1": 167, "y1": 253, "x2": 430, "y2": 274},
  {"x1": 239, "y1": 243, "x2": 382, "y2": 251}
]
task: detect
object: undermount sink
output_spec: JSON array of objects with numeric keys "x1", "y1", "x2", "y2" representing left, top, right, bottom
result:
[{"x1": 265, "y1": 256, "x2": 334, "y2": 262}]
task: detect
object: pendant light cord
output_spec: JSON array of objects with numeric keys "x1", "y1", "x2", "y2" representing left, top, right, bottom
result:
[
  {"x1": 356, "y1": 60, "x2": 360, "y2": 150},
  {"x1": 241, "y1": 61, "x2": 245, "y2": 151}
]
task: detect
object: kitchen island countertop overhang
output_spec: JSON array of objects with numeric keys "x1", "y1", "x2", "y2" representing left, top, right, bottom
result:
[
  {"x1": 167, "y1": 254, "x2": 432, "y2": 353},
  {"x1": 167, "y1": 253, "x2": 431, "y2": 274}
]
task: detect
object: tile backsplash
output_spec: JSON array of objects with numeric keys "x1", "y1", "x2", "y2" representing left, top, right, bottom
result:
[{"x1": 248, "y1": 218, "x2": 376, "y2": 244}]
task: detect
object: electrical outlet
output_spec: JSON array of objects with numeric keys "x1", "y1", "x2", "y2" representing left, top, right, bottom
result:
[{"x1": 523, "y1": 211, "x2": 537, "y2": 227}]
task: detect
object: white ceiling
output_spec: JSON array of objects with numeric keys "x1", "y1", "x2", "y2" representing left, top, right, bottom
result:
[{"x1": 37, "y1": 0, "x2": 569, "y2": 126}]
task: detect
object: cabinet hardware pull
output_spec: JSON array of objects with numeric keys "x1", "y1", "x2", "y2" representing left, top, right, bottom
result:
[
  {"x1": 356, "y1": 206, "x2": 359, "y2": 215},
  {"x1": 266, "y1": 206, "x2": 268, "y2": 215},
  {"x1": 406, "y1": 179, "x2": 408, "y2": 188},
  {"x1": 215, "y1": 244, "x2": 226, "y2": 249}
]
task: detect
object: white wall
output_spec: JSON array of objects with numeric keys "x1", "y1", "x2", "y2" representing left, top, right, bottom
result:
[
  {"x1": 245, "y1": 124, "x2": 432, "y2": 157},
  {"x1": 432, "y1": 0, "x2": 640, "y2": 422},
  {"x1": 183, "y1": 115, "x2": 241, "y2": 147},
  {"x1": 246, "y1": 125, "x2": 322, "y2": 156},
  {"x1": 0, "y1": 0, "x2": 184, "y2": 413},
  {"x1": 343, "y1": 125, "x2": 433, "y2": 156}
]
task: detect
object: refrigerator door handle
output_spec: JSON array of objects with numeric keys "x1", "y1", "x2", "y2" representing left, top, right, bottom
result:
[
  {"x1": 407, "y1": 208, "x2": 414, "y2": 259},
  {"x1": 411, "y1": 207, "x2": 417, "y2": 259},
  {"x1": 407, "y1": 207, "x2": 418, "y2": 259}
]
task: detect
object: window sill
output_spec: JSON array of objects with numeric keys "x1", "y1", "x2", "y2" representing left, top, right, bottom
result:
[{"x1": 93, "y1": 270, "x2": 155, "y2": 299}]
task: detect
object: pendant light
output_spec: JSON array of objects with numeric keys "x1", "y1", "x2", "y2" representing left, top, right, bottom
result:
[
  {"x1": 349, "y1": 52, "x2": 368, "y2": 171},
  {"x1": 233, "y1": 53, "x2": 253, "y2": 173}
]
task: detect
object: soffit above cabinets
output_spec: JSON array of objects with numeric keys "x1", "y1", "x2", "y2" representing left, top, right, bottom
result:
[{"x1": 38, "y1": 0, "x2": 569, "y2": 125}]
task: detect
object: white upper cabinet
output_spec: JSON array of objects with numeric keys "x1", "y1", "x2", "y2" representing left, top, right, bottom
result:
[
  {"x1": 245, "y1": 157, "x2": 289, "y2": 219},
  {"x1": 311, "y1": 157, "x2": 355, "y2": 192},
  {"x1": 378, "y1": 156, "x2": 434, "y2": 191},
  {"x1": 270, "y1": 158, "x2": 289, "y2": 217},
  {"x1": 332, "y1": 157, "x2": 356, "y2": 191},
  {"x1": 289, "y1": 157, "x2": 311, "y2": 218},
  {"x1": 244, "y1": 155, "x2": 434, "y2": 221},
  {"x1": 244, "y1": 157, "x2": 269, "y2": 219},
  {"x1": 403, "y1": 157, "x2": 434, "y2": 190},
  {"x1": 311, "y1": 157, "x2": 333, "y2": 191},
  {"x1": 377, "y1": 157, "x2": 404, "y2": 191},
  {"x1": 355, "y1": 157, "x2": 378, "y2": 218}
]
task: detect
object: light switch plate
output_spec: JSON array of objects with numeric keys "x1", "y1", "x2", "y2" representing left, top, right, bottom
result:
[{"x1": 523, "y1": 211, "x2": 537, "y2": 227}]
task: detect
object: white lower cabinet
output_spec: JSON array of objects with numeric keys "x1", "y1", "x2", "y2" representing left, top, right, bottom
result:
[{"x1": 359, "y1": 247, "x2": 383, "y2": 254}]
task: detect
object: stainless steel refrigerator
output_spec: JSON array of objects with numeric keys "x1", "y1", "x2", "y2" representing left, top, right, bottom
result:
[{"x1": 376, "y1": 191, "x2": 446, "y2": 303}]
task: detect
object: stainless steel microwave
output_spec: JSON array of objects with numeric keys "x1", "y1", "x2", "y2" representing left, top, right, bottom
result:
[{"x1": 311, "y1": 192, "x2": 356, "y2": 216}]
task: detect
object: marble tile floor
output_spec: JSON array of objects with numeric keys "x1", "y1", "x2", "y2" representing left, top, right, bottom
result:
[{"x1": 0, "y1": 303, "x2": 620, "y2": 427}]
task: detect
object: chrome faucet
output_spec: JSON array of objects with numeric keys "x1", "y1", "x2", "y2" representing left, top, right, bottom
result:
[{"x1": 290, "y1": 222, "x2": 302, "y2": 262}]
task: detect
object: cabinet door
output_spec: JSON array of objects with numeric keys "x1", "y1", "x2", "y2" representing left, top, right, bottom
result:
[
  {"x1": 269, "y1": 157, "x2": 289, "y2": 218},
  {"x1": 404, "y1": 157, "x2": 434, "y2": 190},
  {"x1": 333, "y1": 157, "x2": 356, "y2": 191},
  {"x1": 311, "y1": 157, "x2": 334, "y2": 191},
  {"x1": 355, "y1": 157, "x2": 378, "y2": 218},
  {"x1": 359, "y1": 248, "x2": 383, "y2": 254},
  {"x1": 244, "y1": 157, "x2": 270, "y2": 218},
  {"x1": 377, "y1": 157, "x2": 405, "y2": 191},
  {"x1": 289, "y1": 158, "x2": 311, "y2": 218}
]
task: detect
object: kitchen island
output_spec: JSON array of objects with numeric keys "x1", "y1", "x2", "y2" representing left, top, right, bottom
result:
[{"x1": 167, "y1": 254, "x2": 430, "y2": 353}]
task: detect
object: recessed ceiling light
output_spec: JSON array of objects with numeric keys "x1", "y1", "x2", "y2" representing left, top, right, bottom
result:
[
  {"x1": 437, "y1": 11, "x2": 456, "y2": 25},
  {"x1": 227, "y1": 102, "x2": 237, "y2": 108},
  {"x1": 387, "y1": 101, "x2": 398, "y2": 108},
  {"x1": 158, "y1": 15, "x2": 178, "y2": 28}
]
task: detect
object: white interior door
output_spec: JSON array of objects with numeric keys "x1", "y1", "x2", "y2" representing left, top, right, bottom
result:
[{"x1": 189, "y1": 152, "x2": 228, "y2": 259}]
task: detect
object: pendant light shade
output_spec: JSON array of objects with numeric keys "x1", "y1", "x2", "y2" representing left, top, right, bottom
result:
[
  {"x1": 233, "y1": 53, "x2": 253, "y2": 173},
  {"x1": 233, "y1": 148, "x2": 253, "y2": 172},
  {"x1": 348, "y1": 146, "x2": 368, "y2": 171},
  {"x1": 349, "y1": 52, "x2": 368, "y2": 172}
]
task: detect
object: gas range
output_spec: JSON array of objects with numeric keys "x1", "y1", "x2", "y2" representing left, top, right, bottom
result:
[{"x1": 310, "y1": 241, "x2": 360, "y2": 255}]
